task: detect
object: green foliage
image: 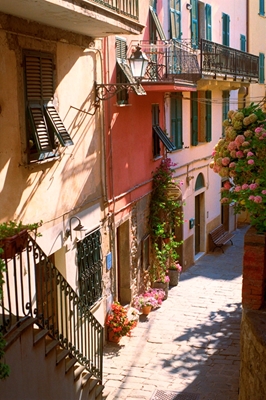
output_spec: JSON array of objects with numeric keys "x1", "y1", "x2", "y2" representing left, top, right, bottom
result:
[
  {"x1": 0, "y1": 248, "x2": 10, "y2": 379},
  {"x1": 211, "y1": 101, "x2": 266, "y2": 232},
  {"x1": 149, "y1": 158, "x2": 183, "y2": 283},
  {"x1": 0, "y1": 220, "x2": 42, "y2": 240}
]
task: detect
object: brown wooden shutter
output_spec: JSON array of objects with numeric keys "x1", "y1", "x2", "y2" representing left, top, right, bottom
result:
[
  {"x1": 44, "y1": 105, "x2": 74, "y2": 146},
  {"x1": 27, "y1": 104, "x2": 53, "y2": 152}
]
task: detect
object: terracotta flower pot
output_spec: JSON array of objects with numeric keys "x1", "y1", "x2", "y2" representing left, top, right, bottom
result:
[
  {"x1": 108, "y1": 330, "x2": 121, "y2": 343},
  {"x1": 141, "y1": 305, "x2": 152, "y2": 315},
  {"x1": 168, "y1": 270, "x2": 180, "y2": 286}
]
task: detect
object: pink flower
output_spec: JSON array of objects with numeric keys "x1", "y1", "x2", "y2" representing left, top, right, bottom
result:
[
  {"x1": 249, "y1": 183, "x2": 258, "y2": 190},
  {"x1": 212, "y1": 150, "x2": 217, "y2": 156},
  {"x1": 234, "y1": 186, "x2": 242, "y2": 192},
  {"x1": 248, "y1": 195, "x2": 255, "y2": 201},
  {"x1": 259, "y1": 136, "x2": 264, "y2": 140},
  {"x1": 262, "y1": 190, "x2": 266, "y2": 195},
  {"x1": 254, "y1": 196, "x2": 263, "y2": 203},
  {"x1": 242, "y1": 184, "x2": 249, "y2": 190},
  {"x1": 228, "y1": 141, "x2": 237, "y2": 151},
  {"x1": 236, "y1": 151, "x2": 244, "y2": 158},
  {"x1": 223, "y1": 181, "x2": 231, "y2": 190},
  {"x1": 229, "y1": 162, "x2": 236, "y2": 168},
  {"x1": 248, "y1": 159, "x2": 255, "y2": 165},
  {"x1": 235, "y1": 135, "x2": 245, "y2": 148},
  {"x1": 255, "y1": 127, "x2": 263, "y2": 133},
  {"x1": 247, "y1": 151, "x2": 254, "y2": 157},
  {"x1": 222, "y1": 157, "x2": 230, "y2": 166}
]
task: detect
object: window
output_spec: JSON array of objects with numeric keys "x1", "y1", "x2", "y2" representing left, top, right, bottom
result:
[
  {"x1": 152, "y1": 104, "x2": 175, "y2": 158},
  {"x1": 240, "y1": 34, "x2": 246, "y2": 52},
  {"x1": 170, "y1": 0, "x2": 181, "y2": 40},
  {"x1": 149, "y1": 5, "x2": 166, "y2": 43},
  {"x1": 191, "y1": 91, "x2": 212, "y2": 145},
  {"x1": 205, "y1": 4, "x2": 212, "y2": 41},
  {"x1": 77, "y1": 228, "x2": 103, "y2": 308},
  {"x1": 259, "y1": 0, "x2": 265, "y2": 16},
  {"x1": 170, "y1": 95, "x2": 183, "y2": 149},
  {"x1": 222, "y1": 13, "x2": 230, "y2": 46},
  {"x1": 24, "y1": 50, "x2": 73, "y2": 164},
  {"x1": 259, "y1": 53, "x2": 265, "y2": 84},
  {"x1": 191, "y1": 0, "x2": 199, "y2": 48},
  {"x1": 222, "y1": 91, "x2": 230, "y2": 136}
]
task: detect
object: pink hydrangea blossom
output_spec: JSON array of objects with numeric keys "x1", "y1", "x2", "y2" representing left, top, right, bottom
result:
[
  {"x1": 235, "y1": 135, "x2": 245, "y2": 147},
  {"x1": 254, "y1": 196, "x2": 263, "y2": 203},
  {"x1": 228, "y1": 141, "x2": 237, "y2": 151},
  {"x1": 262, "y1": 190, "x2": 266, "y2": 195},
  {"x1": 247, "y1": 151, "x2": 254, "y2": 157},
  {"x1": 255, "y1": 127, "x2": 263, "y2": 133},
  {"x1": 229, "y1": 162, "x2": 236, "y2": 168},
  {"x1": 223, "y1": 181, "x2": 231, "y2": 190},
  {"x1": 248, "y1": 159, "x2": 255, "y2": 165},
  {"x1": 236, "y1": 151, "x2": 244, "y2": 158},
  {"x1": 234, "y1": 186, "x2": 242, "y2": 192},
  {"x1": 248, "y1": 195, "x2": 255, "y2": 201},
  {"x1": 242, "y1": 184, "x2": 249, "y2": 190},
  {"x1": 249, "y1": 183, "x2": 258, "y2": 190},
  {"x1": 222, "y1": 157, "x2": 230, "y2": 166}
]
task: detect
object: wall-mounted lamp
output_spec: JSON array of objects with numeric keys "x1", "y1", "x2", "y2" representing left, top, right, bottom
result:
[
  {"x1": 95, "y1": 45, "x2": 149, "y2": 102},
  {"x1": 186, "y1": 3, "x2": 192, "y2": 10},
  {"x1": 65, "y1": 216, "x2": 88, "y2": 240}
]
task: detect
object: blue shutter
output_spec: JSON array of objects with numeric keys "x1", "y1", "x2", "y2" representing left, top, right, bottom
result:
[
  {"x1": 191, "y1": 92, "x2": 198, "y2": 146},
  {"x1": 259, "y1": 53, "x2": 265, "y2": 84},
  {"x1": 205, "y1": 4, "x2": 212, "y2": 41},
  {"x1": 171, "y1": 96, "x2": 182, "y2": 149},
  {"x1": 191, "y1": 0, "x2": 198, "y2": 48},
  {"x1": 240, "y1": 35, "x2": 246, "y2": 52},
  {"x1": 205, "y1": 91, "x2": 212, "y2": 142},
  {"x1": 222, "y1": 91, "x2": 230, "y2": 136},
  {"x1": 170, "y1": 0, "x2": 181, "y2": 40},
  {"x1": 259, "y1": 0, "x2": 265, "y2": 16},
  {"x1": 222, "y1": 13, "x2": 230, "y2": 46}
]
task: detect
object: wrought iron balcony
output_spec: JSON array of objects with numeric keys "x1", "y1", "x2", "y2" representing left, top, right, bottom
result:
[
  {"x1": 200, "y1": 39, "x2": 259, "y2": 82},
  {"x1": 129, "y1": 40, "x2": 201, "y2": 89}
]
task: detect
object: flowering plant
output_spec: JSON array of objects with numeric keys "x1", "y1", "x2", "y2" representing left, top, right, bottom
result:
[
  {"x1": 133, "y1": 288, "x2": 165, "y2": 311},
  {"x1": 168, "y1": 261, "x2": 182, "y2": 272},
  {"x1": 105, "y1": 302, "x2": 137, "y2": 338},
  {"x1": 210, "y1": 102, "x2": 266, "y2": 232}
]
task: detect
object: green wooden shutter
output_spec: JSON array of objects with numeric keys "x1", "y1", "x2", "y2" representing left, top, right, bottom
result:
[
  {"x1": 205, "y1": 4, "x2": 212, "y2": 41},
  {"x1": 205, "y1": 91, "x2": 212, "y2": 142},
  {"x1": 259, "y1": 0, "x2": 265, "y2": 16},
  {"x1": 222, "y1": 91, "x2": 230, "y2": 136},
  {"x1": 44, "y1": 105, "x2": 74, "y2": 146},
  {"x1": 222, "y1": 13, "x2": 230, "y2": 46},
  {"x1": 170, "y1": 0, "x2": 181, "y2": 40},
  {"x1": 171, "y1": 96, "x2": 182, "y2": 149},
  {"x1": 259, "y1": 53, "x2": 265, "y2": 84},
  {"x1": 27, "y1": 104, "x2": 53, "y2": 152},
  {"x1": 240, "y1": 35, "x2": 246, "y2": 52},
  {"x1": 191, "y1": 92, "x2": 198, "y2": 146},
  {"x1": 191, "y1": 0, "x2": 198, "y2": 48}
]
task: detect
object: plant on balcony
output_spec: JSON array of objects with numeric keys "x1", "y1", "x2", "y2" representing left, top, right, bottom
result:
[
  {"x1": 210, "y1": 102, "x2": 266, "y2": 232},
  {"x1": 149, "y1": 158, "x2": 183, "y2": 284},
  {"x1": 0, "y1": 248, "x2": 10, "y2": 379},
  {"x1": 105, "y1": 302, "x2": 137, "y2": 342},
  {"x1": 0, "y1": 220, "x2": 42, "y2": 259}
]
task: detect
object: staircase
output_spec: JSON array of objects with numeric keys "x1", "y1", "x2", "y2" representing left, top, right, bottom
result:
[{"x1": 0, "y1": 234, "x2": 104, "y2": 400}]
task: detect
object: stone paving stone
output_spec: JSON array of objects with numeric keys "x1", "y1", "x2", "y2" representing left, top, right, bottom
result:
[{"x1": 103, "y1": 224, "x2": 249, "y2": 400}]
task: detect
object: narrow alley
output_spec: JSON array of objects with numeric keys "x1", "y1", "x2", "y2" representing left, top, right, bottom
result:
[{"x1": 103, "y1": 224, "x2": 249, "y2": 400}]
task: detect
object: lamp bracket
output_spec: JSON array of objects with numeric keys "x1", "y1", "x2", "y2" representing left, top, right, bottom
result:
[{"x1": 94, "y1": 81, "x2": 140, "y2": 103}]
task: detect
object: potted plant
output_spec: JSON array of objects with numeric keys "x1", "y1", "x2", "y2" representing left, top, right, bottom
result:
[
  {"x1": 149, "y1": 158, "x2": 183, "y2": 290},
  {"x1": 168, "y1": 261, "x2": 182, "y2": 287},
  {"x1": 133, "y1": 288, "x2": 165, "y2": 315},
  {"x1": 0, "y1": 220, "x2": 42, "y2": 259},
  {"x1": 105, "y1": 302, "x2": 137, "y2": 343}
]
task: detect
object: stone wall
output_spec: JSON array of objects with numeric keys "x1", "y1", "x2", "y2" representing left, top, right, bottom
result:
[{"x1": 239, "y1": 309, "x2": 266, "y2": 400}]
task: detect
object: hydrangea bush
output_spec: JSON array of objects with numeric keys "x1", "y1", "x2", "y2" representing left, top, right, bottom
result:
[{"x1": 210, "y1": 102, "x2": 266, "y2": 232}]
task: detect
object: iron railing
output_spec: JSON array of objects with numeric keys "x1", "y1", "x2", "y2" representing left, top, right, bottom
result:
[
  {"x1": 0, "y1": 234, "x2": 103, "y2": 380},
  {"x1": 129, "y1": 40, "x2": 201, "y2": 85},
  {"x1": 90, "y1": 0, "x2": 139, "y2": 20},
  {"x1": 200, "y1": 39, "x2": 259, "y2": 81}
]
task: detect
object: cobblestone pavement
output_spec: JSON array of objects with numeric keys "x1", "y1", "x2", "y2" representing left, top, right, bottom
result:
[{"x1": 103, "y1": 224, "x2": 249, "y2": 400}]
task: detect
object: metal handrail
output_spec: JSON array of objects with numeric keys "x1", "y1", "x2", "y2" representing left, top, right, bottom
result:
[{"x1": 0, "y1": 234, "x2": 103, "y2": 380}]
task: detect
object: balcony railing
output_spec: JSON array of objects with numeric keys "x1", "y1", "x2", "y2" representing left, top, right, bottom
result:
[
  {"x1": 90, "y1": 0, "x2": 139, "y2": 20},
  {"x1": 0, "y1": 234, "x2": 103, "y2": 380},
  {"x1": 200, "y1": 39, "x2": 259, "y2": 81},
  {"x1": 129, "y1": 40, "x2": 201, "y2": 85}
]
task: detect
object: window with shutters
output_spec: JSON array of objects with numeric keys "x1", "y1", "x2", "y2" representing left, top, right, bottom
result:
[
  {"x1": 170, "y1": 95, "x2": 183, "y2": 149},
  {"x1": 259, "y1": 0, "x2": 265, "y2": 16},
  {"x1": 259, "y1": 53, "x2": 265, "y2": 84},
  {"x1": 205, "y1": 4, "x2": 212, "y2": 41},
  {"x1": 222, "y1": 13, "x2": 230, "y2": 46},
  {"x1": 170, "y1": 0, "x2": 181, "y2": 41},
  {"x1": 191, "y1": 91, "x2": 212, "y2": 145},
  {"x1": 240, "y1": 35, "x2": 246, "y2": 52},
  {"x1": 191, "y1": 0, "x2": 199, "y2": 48},
  {"x1": 24, "y1": 50, "x2": 73, "y2": 164},
  {"x1": 222, "y1": 91, "x2": 230, "y2": 137},
  {"x1": 116, "y1": 37, "x2": 129, "y2": 105},
  {"x1": 152, "y1": 104, "x2": 175, "y2": 157}
]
